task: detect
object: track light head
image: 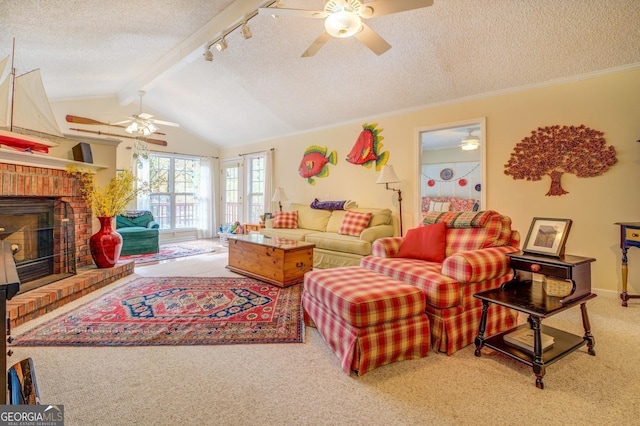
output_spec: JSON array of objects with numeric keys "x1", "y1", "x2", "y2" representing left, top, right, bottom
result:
[
  {"x1": 241, "y1": 22, "x2": 252, "y2": 39},
  {"x1": 203, "y1": 49, "x2": 213, "y2": 62},
  {"x1": 215, "y1": 38, "x2": 228, "y2": 51}
]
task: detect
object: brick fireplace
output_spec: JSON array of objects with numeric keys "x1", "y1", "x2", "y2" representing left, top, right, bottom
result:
[
  {"x1": 0, "y1": 162, "x2": 93, "y2": 273},
  {"x1": 0, "y1": 160, "x2": 133, "y2": 326}
]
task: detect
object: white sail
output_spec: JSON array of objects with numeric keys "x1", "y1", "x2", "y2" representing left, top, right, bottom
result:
[{"x1": 13, "y1": 69, "x2": 63, "y2": 137}]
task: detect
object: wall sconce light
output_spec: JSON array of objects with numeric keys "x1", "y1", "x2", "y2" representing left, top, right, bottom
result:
[
  {"x1": 376, "y1": 165, "x2": 403, "y2": 236},
  {"x1": 271, "y1": 187, "x2": 289, "y2": 212}
]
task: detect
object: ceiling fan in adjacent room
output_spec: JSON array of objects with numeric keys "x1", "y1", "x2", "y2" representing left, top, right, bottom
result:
[
  {"x1": 113, "y1": 91, "x2": 180, "y2": 136},
  {"x1": 258, "y1": 0, "x2": 433, "y2": 57}
]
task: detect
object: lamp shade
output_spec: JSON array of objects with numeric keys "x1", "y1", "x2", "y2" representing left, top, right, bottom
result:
[
  {"x1": 376, "y1": 165, "x2": 401, "y2": 184},
  {"x1": 271, "y1": 187, "x2": 289, "y2": 203}
]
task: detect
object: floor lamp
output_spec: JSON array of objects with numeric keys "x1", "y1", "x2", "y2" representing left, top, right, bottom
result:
[
  {"x1": 271, "y1": 187, "x2": 289, "y2": 212},
  {"x1": 376, "y1": 165, "x2": 403, "y2": 236}
]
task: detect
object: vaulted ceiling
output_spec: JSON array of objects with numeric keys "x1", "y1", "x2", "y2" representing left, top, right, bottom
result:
[{"x1": 1, "y1": 0, "x2": 639, "y2": 149}]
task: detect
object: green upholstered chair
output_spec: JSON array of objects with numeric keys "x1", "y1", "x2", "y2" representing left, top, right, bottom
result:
[{"x1": 116, "y1": 211, "x2": 160, "y2": 256}]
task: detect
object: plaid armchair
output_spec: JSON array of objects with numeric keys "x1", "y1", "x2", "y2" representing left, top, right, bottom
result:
[{"x1": 360, "y1": 210, "x2": 520, "y2": 355}]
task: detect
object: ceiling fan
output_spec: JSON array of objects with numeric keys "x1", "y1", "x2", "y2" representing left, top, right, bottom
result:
[
  {"x1": 258, "y1": 0, "x2": 434, "y2": 57},
  {"x1": 113, "y1": 91, "x2": 180, "y2": 136}
]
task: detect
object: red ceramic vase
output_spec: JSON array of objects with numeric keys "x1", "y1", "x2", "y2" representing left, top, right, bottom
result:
[{"x1": 89, "y1": 216, "x2": 123, "y2": 268}]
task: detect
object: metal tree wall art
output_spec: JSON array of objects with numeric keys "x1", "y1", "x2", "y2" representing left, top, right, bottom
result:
[{"x1": 504, "y1": 125, "x2": 617, "y2": 196}]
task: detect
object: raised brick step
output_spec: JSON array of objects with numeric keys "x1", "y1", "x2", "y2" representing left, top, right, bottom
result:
[{"x1": 7, "y1": 261, "x2": 135, "y2": 328}]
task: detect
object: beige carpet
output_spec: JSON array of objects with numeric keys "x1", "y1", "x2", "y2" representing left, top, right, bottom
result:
[{"x1": 10, "y1": 244, "x2": 640, "y2": 426}]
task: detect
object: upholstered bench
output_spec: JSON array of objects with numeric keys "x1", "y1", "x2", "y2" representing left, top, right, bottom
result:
[{"x1": 302, "y1": 266, "x2": 430, "y2": 376}]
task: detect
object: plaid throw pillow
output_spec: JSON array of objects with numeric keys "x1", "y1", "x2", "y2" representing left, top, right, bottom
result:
[
  {"x1": 338, "y1": 211, "x2": 373, "y2": 237},
  {"x1": 273, "y1": 211, "x2": 298, "y2": 229}
]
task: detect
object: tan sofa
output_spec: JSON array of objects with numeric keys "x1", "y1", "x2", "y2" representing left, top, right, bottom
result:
[{"x1": 260, "y1": 202, "x2": 394, "y2": 269}]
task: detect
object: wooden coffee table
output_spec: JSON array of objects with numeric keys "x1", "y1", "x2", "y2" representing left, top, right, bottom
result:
[{"x1": 226, "y1": 234, "x2": 314, "y2": 287}]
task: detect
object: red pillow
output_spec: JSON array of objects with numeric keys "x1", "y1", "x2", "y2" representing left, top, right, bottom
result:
[
  {"x1": 397, "y1": 222, "x2": 447, "y2": 262},
  {"x1": 273, "y1": 211, "x2": 298, "y2": 229}
]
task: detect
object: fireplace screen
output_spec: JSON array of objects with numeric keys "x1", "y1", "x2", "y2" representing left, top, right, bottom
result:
[{"x1": 0, "y1": 198, "x2": 76, "y2": 293}]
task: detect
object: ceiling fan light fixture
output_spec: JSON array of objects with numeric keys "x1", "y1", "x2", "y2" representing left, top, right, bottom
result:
[
  {"x1": 325, "y1": 10, "x2": 362, "y2": 38},
  {"x1": 126, "y1": 119, "x2": 158, "y2": 136},
  {"x1": 460, "y1": 131, "x2": 480, "y2": 151}
]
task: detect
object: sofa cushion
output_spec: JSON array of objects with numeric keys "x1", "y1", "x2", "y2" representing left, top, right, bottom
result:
[
  {"x1": 305, "y1": 232, "x2": 373, "y2": 256},
  {"x1": 326, "y1": 208, "x2": 392, "y2": 233},
  {"x1": 259, "y1": 227, "x2": 311, "y2": 241},
  {"x1": 273, "y1": 211, "x2": 298, "y2": 229},
  {"x1": 397, "y1": 222, "x2": 446, "y2": 262},
  {"x1": 289, "y1": 203, "x2": 332, "y2": 231},
  {"x1": 338, "y1": 211, "x2": 373, "y2": 237},
  {"x1": 116, "y1": 227, "x2": 159, "y2": 239},
  {"x1": 360, "y1": 255, "x2": 460, "y2": 308}
]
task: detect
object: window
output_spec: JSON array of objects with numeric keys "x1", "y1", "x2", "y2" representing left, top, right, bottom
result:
[
  {"x1": 145, "y1": 153, "x2": 201, "y2": 230},
  {"x1": 246, "y1": 155, "x2": 265, "y2": 224},
  {"x1": 220, "y1": 152, "x2": 267, "y2": 226}
]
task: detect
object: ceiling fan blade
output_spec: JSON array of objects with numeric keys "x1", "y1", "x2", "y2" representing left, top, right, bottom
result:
[
  {"x1": 151, "y1": 119, "x2": 180, "y2": 127},
  {"x1": 111, "y1": 119, "x2": 132, "y2": 126},
  {"x1": 360, "y1": 0, "x2": 433, "y2": 18},
  {"x1": 258, "y1": 7, "x2": 326, "y2": 19},
  {"x1": 302, "y1": 31, "x2": 332, "y2": 57},
  {"x1": 138, "y1": 112, "x2": 154, "y2": 120},
  {"x1": 354, "y1": 23, "x2": 391, "y2": 56}
]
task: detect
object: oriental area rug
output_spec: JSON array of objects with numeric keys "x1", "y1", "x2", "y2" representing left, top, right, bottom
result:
[
  {"x1": 119, "y1": 244, "x2": 215, "y2": 264},
  {"x1": 13, "y1": 277, "x2": 304, "y2": 346}
]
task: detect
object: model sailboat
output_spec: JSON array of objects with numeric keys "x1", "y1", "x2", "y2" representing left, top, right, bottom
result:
[{"x1": 0, "y1": 40, "x2": 62, "y2": 153}]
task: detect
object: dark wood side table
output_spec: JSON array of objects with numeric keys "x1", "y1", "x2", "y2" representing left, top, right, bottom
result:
[
  {"x1": 474, "y1": 252, "x2": 596, "y2": 389},
  {"x1": 614, "y1": 222, "x2": 640, "y2": 306}
]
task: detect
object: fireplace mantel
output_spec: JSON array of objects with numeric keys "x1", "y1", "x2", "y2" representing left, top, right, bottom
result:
[{"x1": 0, "y1": 147, "x2": 107, "y2": 172}]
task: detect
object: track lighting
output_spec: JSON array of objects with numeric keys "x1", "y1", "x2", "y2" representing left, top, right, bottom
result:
[
  {"x1": 202, "y1": 2, "x2": 276, "y2": 62},
  {"x1": 215, "y1": 38, "x2": 228, "y2": 51},
  {"x1": 241, "y1": 22, "x2": 252, "y2": 39}
]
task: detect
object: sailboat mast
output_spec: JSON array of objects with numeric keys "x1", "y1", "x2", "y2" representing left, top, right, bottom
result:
[{"x1": 9, "y1": 38, "x2": 15, "y2": 132}]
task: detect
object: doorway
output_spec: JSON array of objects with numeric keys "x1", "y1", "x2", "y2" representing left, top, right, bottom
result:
[{"x1": 415, "y1": 118, "x2": 486, "y2": 220}]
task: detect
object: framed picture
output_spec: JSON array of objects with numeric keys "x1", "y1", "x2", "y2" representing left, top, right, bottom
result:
[
  {"x1": 522, "y1": 218, "x2": 572, "y2": 257},
  {"x1": 263, "y1": 212, "x2": 273, "y2": 221}
]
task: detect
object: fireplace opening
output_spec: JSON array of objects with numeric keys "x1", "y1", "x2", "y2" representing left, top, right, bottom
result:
[{"x1": 0, "y1": 197, "x2": 76, "y2": 294}]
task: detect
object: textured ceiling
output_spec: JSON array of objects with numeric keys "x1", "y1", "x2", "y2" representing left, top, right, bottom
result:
[{"x1": 1, "y1": 0, "x2": 639, "y2": 149}]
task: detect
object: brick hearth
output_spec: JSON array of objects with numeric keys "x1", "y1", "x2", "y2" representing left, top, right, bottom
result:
[
  {"x1": 7, "y1": 261, "x2": 134, "y2": 328},
  {"x1": 1, "y1": 160, "x2": 134, "y2": 326}
]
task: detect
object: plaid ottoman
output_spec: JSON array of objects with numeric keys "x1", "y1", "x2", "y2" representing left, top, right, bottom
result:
[{"x1": 303, "y1": 266, "x2": 430, "y2": 376}]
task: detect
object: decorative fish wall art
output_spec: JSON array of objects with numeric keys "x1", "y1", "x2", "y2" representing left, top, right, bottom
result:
[
  {"x1": 346, "y1": 123, "x2": 389, "y2": 171},
  {"x1": 298, "y1": 145, "x2": 338, "y2": 185}
]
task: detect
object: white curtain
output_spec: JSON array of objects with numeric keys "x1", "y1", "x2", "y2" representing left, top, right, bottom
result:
[
  {"x1": 197, "y1": 157, "x2": 214, "y2": 238},
  {"x1": 264, "y1": 149, "x2": 274, "y2": 213},
  {"x1": 136, "y1": 159, "x2": 151, "y2": 212}
]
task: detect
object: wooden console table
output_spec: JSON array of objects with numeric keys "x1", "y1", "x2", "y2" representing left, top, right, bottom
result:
[
  {"x1": 474, "y1": 252, "x2": 596, "y2": 389},
  {"x1": 614, "y1": 222, "x2": 640, "y2": 306}
]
